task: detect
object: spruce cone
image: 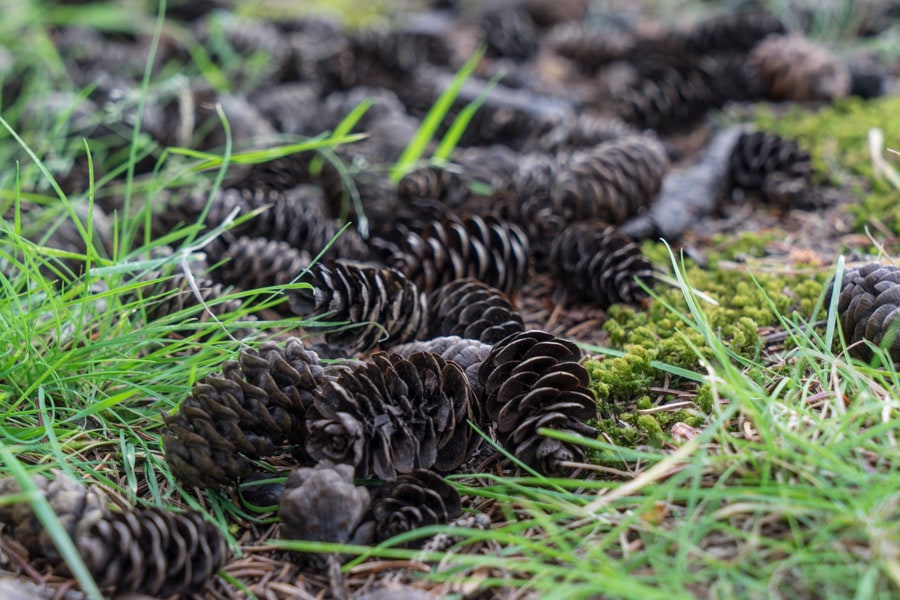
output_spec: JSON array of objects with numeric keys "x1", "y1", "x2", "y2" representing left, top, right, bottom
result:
[
  {"x1": 546, "y1": 22, "x2": 634, "y2": 71},
  {"x1": 208, "y1": 236, "x2": 311, "y2": 298},
  {"x1": 287, "y1": 261, "x2": 428, "y2": 355},
  {"x1": 749, "y1": 34, "x2": 851, "y2": 102},
  {"x1": 370, "y1": 469, "x2": 462, "y2": 545},
  {"x1": 829, "y1": 263, "x2": 900, "y2": 362},
  {"x1": 428, "y1": 279, "x2": 525, "y2": 344},
  {"x1": 477, "y1": 330, "x2": 597, "y2": 474},
  {"x1": 0, "y1": 473, "x2": 227, "y2": 597},
  {"x1": 306, "y1": 352, "x2": 479, "y2": 478},
  {"x1": 728, "y1": 130, "x2": 812, "y2": 207},
  {"x1": 391, "y1": 336, "x2": 493, "y2": 399},
  {"x1": 163, "y1": 338, "x2": 327, "y2": 489},
  {"x1": 551, "y1": 222, "x2": 655, "y2": 308},
  {"x1": 551, "y1": 135, "x2": 669, "y2": 225},
  {"x1": 278, "y1": 462, "x2": 373, "y2": 545},
  {"x1": 377, "y1": 214, "x2": 530, "y2": 297}
]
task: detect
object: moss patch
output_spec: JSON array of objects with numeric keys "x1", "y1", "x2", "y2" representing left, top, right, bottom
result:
[{"x1": 753, "y1": 96, "x2": 900, "y2": 234}]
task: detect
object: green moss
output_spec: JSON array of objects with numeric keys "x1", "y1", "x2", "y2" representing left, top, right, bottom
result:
[{"x1": 754, "y1": 96, "x2": 900, "y2": 234}]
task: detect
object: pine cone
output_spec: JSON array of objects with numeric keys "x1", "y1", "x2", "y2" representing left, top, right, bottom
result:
[
  {"x1": 480, "y1": 7, "x2": 539, "y2": 61},
  {"x1": 829, "y1": 263, "x2": 900, "y2": 362},
  {"x1": 208, "y1": 236, "x2": 311, "y2": 301},
  {"x1": 377, "y1": 214, "x2": 530, "y2": 297},
  {"x1": 531, "y1": 114, "x2": 637, "y2": 154},
  {"x1": 477, "y1": 330, "x2": 597, "y2": 474},
  {"x1": 428, "y1": 279, "x2": 525, "y2": 344},
  {"x1": 525, "y1": 0, "x2": 589, "y2": 27},
  {"x1": 728, "y1": 130, "x2": 812, "y2": 207},
  {"x1": 79, "y1": 507, "x2": 228, "y2": 597},
  {"x1": 546, "y1": 22, "x2": 634, "y2": 71},
  {"x1": 390, "y1": 335, "x2": 493, "y2": 399},
  {"x1": 370, "y1": 469, "x2": 461, "y2": 545},
  {"x1": 0, "y1": 472, "x2": 109, "y2": 562},
  {"x1": 163, "y1": 338, "x2": 327, "y2": 489},
  {"x1": 664, "y1": 10, "x2": 786, "y2": 56},
  {"x1": 278, "y1": 462, "x2": 373, "y2": 545},
  {"x1": 306, "y1": 352, "x2": 479, "y2": 478},
  {"x1": 0, "y1": 473, "x2": 227, "y2": 597},
  {"x1": 398, "y1": 165, "x2": 472, "y2": 210},
  {"x1": 551, "y1": 135, "x2": 669, "y2": 225},
  {"x1": 614, "y1": 61, "x2": 722, "y2": 132},
  {"x1": 191, "y1": 11, "x2": 290, "y2": 84},
  {"x1": 250, "y1": 82, "x2": 323, "y2": 135},
  {"x1": 749, "y1": 34, "x2": 851, "y2": 102},
  {"x1": 287, "y1": 261, "x2": 428, "y2": 355},
  {"x1": 551, "y1": 222, "x2": 655, "y2": 308}
]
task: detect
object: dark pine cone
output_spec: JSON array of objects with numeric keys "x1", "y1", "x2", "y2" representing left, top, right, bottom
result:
[
  {"x1": 278, "y1": 461, "x2": 373, "y2": 546},
  {"x1": 829, "y1": 263, "x2": 900, "y2": 362},
  {"x1": 477, "y1": 330, "x2": 597, "y2": 475},
  {"x1": 663, "y1": 10, "x2": 787, "y2": 56},
  {"x1": 163, "y1": 338, "x2": 327, "y2": 489},
  {"x1": 551, "y1": 222, "x2": 655, "y2": 308},
  {"x1": 207, "y1": 236, "x2": 311, "y2": 307},
  {"x1": 391, "y1": 335, "x2": 493, "y2": 399},
  {"x1": 749, "y1": 34, "x2": 851, "y2": 102},
  {"x1": 0, "y1": 473, "x2": 227, "y2": 597},
  {"x1": 427, "y1": 278, "x2": 525, "y2": 344},
  {"x1": 728, "y1": 130, "x2": 812, "y2": 207},
  {"x1": 614, "y1": 60, "x2": 722, "y2": 132},
  {"x1": 480, "y1": 7, "x2": 539, "y2": 61},
  {"x1": 530, "y1": 114, "x2": 637, "y2": 154},
  {"x1": 370, "y1": 469, "x2": 462, "y2": 545},
  {"x1": 551, "y1": 135, "x2": 669, "y2": 225},
  {"x1": 546, "y1": 22, "x2": 634, "y2": 72},
  {"x1": 306, "y1": 352, "x2": 479, "y2": 479},
  {"x1": 376, "y1": 214, "x2": 530, "y2": 297},
  {"x1": 287, "y1": 261, "x2": 428, "y2": 355},
  {"x1": 397, "y1": 164, "x2": 473, "y2": 211}
]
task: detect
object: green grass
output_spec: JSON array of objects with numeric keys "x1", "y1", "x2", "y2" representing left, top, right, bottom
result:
[{"x1": 2, "y1": 1, "x2": 900, "y2": 598}]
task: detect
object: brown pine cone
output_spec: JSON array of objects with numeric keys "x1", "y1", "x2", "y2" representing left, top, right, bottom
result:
[
  {"x1": 250, "y1": 82, "x2": 323, "y2": 136},
  {"x1": 287, "y1": 261, "x2": 428, "y2": 355},
  {"x1": 398, "y1": 165, "x2": 473, "y2": 210},
  {"x1": 551, "y1": 135, "x2": 669, "y2": 225},
  {"x1": 546, "y1": 22, "x2": 634, "y2": 72},
  {"x1": 79, "y1": 507, "x2": 228, "y2": 597},
  {"x1": 550, "y1": 222, "x2": 655, "y2": 308},
  {"x1": 525, "y1": 0, "x2": 589, "y2": 27},
  {"x1": 0, "y1": 473, "x2": 227, "y2": 597},
  {"x1": 278, "y1": 462, "x2": 373, "y2": 545},
  {"x1": 829, "y1": 263, "x2": 900, "y2": 362},
  {"x1": 480, "y1": 7, "x2": 539, "y2": 61},
  {"x1": 427, "y1": 279, "x2": 525, "y2": 344},
  {"x1": 390, "y1": 335, "x2": 493, "y2": 398},
  {"x1": 306, "y1": 352, "x2": 479, "y2": 478},
  {"x1": 191, "y1": 11, "x2": 290, "y2": 85},
  {"x1": 531, "y1": 114, "x2": 637, "y2": 154},
  {"x1": 207, "y1": 236, "x2": 311, "y2": 299},
  {"x1": 728, "y1": 130, "x2": 812, "y2": 207},
  {"x1": 0, "y1": 472, "x2": 109, "y2": 562},
  {"x1": 163, "y1": 338, "x2": 327, "y2": 489},
  {"x1": 377, "y1": 214, "x2": 530, "y2": 297},
  {"x1": 477, "y1": 330, "x2": 597, "y2": 475},
  {"x1": 749, "y1": 34, "x2": 851, "y2": 102},
  {"x1": 370, "y1": 469, "x2": 461, "y2": 545}
]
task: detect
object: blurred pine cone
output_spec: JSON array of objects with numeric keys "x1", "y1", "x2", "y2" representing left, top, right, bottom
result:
[
  {"x1": 391, "y1": 335, "x2": 493, "y2": 398},
  {"x1": 139, "y1": 270, "x2": 251, "y2": 335},
  {"x1": 480, "y1": 7, "x2": 539, "y2": 61},
  {"x1": 163, "y1": 338, "x2": 327, "y2": 489},
  {"x1": 546, "y1": 22, "x2": 634, "y2": 72},
  {"x1": 427, "y1": 279, "x2": 525, "y2": 344},
  {"x1": 287, "y1": 261, "x2": 428, "y2": 355},
  {"x1": 191, "y1": 11, "x2": 290, "y2": 85},
  {"x1": 551, "y1": 222, "x2": 655, "y2": 308},
  {"x1": 207, "y1": 236, "x2": 311, "y2": 304},
  {"x1": 551, "y1": 135, "x2": 669, "y2": 224},
  {"x1": 306, "y1": 352, "x2": 479, "y2": 478},
  {"x1": 663, "y1": 10, "x2": 786, "y2": 56},
  {"x1": 250, "y1": 82, "x2": 323, "y2": 135},
  {"x1": 278, "y1": 461, "x2": 373, "y2": 545},
  {"x1": 531, "y1": 114, "x2": 637, "y2": 154},
  {"x1": 728, "y1": 130, "x2": 812, "y2": 207},
  {"x1": 749, "y1": 34, "x2": 851, "y2": 101},
  {"x1": 0, "y1": 473, "x2": 227, "y2": 597},
  {"x1": 525, "y1": 0, "x2": 589, "y2": 27},
  {"x1": 370, "y1": 469, "x2": 461, "y2": 545},
  {"x1": 477, "y1": 330, "x2": 597, "y2": 474},
  {"x1": 377, "y1": 214, "x2": 530, "y2": 297},
  {"x1": 398, "y1": 165, "x2": 473, "y2": 210},
  {"x1": 829, "y1": 263, "x2": 900, "y2": 362}
]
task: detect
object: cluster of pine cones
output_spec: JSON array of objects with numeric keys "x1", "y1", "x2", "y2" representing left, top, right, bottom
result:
[{"x1": 3, "y1": 0, "x2": 895, "y2": 595}]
